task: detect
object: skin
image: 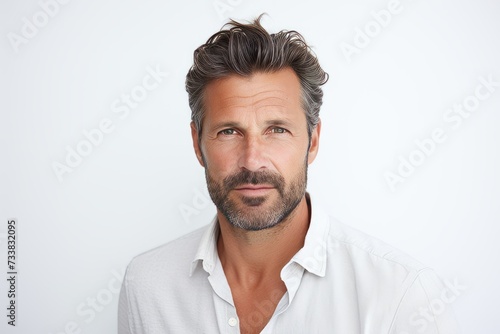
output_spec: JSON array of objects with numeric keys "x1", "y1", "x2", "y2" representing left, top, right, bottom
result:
[{"x1": 191, "y1": 67, "x2": 320, "y2": 333}]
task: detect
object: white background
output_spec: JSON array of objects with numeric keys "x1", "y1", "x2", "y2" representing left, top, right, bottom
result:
[{"x1": 1, "y1": 0, "x2": 499, "y2": 333}]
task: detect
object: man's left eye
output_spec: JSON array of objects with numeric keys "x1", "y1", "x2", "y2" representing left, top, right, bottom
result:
[{"x1": 270, "y1": 127, "x2": 287, "y2": 134}]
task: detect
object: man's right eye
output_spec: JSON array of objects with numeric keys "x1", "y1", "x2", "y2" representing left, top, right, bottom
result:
[{"x1": 219, "y1": 129, "x2": 236, "y2": 135}]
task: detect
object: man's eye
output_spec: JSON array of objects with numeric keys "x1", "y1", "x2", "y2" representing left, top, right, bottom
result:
[
  {"x1": 270, "y1": 127, "x2": 287, "y2": 134},
  {"x1": 220, "y1": 129, "x2": 236, "y2": 135}
]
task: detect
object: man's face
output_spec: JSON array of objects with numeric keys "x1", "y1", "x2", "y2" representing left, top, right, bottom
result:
[{"x1": 191, "y1": 68, "x2": 320, "y2": 231}]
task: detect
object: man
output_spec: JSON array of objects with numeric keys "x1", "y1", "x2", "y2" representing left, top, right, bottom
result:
[{"x1": 119, "y1": 15, "x2": 459, "y2": 333}]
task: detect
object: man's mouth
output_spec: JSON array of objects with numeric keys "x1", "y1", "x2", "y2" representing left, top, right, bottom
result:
[{"x1": 233, "y1": 184, "x2": 275, "y2": 196}]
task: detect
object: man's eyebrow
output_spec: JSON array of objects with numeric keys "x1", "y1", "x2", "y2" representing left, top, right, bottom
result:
[
  {"x1": 264, "y1": 119, "x2": 294, "y2": 127},
  {"x1": 209, "y1": 121, "x2": 241, "y2": 130}
]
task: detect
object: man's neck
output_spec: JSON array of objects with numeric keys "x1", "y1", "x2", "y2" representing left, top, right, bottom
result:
[{"x1": 216, "y1": 195, "x2": 311, "y2": 289}]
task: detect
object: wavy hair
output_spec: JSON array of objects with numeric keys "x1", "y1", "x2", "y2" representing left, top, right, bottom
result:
[{"x1": 185, "y1": 14, "x2": 329, "y2": 138}]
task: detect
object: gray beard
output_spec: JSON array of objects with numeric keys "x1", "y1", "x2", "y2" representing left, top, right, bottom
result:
[{"x1": 205, "y1": 164, "x2": 308, "y2": 231}]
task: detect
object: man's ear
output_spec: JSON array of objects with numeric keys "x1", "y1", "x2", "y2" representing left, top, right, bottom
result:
[
  {"x1": 190, "y1": 122, "x2": 205, "y2": 167},
  {"x1": 307, "y1": 119, "x2": 321, "y2": 165}
]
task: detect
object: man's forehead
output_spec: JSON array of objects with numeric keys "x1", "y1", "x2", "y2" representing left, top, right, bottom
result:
[
  {"x1": 214, "y1": 93, "x2": 293, "y2": 112},
  {"x1": 203, "y1": 69, "x2": 303, "y2": 118}
]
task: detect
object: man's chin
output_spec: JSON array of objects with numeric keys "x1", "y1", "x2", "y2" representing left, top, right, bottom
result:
[
  {"x1": 227, "y1": 212, "x2": 281, "y2": 231},
  {"x1": 240, "y1": 195, "x2": 267, "y2": 207}
]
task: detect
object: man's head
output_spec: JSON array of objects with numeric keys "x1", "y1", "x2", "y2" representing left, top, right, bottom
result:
[{"x1": 186, "y1": 15, "x2": 328, "y2": 231}]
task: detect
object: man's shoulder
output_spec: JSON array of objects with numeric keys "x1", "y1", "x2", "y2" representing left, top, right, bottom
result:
[
  {"x1": 126, "y1": 224, "x2": 209, "y2": 278},
  {"x1": 326, "y1": 216, "x2": 428, "y2": 274}
]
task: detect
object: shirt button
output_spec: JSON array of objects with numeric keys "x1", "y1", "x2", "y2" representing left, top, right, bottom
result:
[{"x1": 228, "y1": 317, "x2": 238, "y2": 327}]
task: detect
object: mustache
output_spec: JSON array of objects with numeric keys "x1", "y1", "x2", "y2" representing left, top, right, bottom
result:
[{"x1": 223, "y1": 170, "x2": 285, "y2": 193}]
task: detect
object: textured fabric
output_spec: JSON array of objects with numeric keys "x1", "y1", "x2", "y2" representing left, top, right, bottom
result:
[{"x1": 118, "y1": 194, "x2": 460, "y2": 333}]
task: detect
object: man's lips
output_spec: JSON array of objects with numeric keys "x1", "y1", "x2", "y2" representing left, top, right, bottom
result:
[
  {"x1": 233, "y1": 184, "x2": 275, "y2": 195},
  {"x1": 234, "y1": 184, "x2": 274, "y2": 190}
]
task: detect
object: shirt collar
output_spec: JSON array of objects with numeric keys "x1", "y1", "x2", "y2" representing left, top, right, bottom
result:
[
  {"x1": 190, "y1": 215, "x2": 219, "y2": 276},
  {"x1": 189, "y1": 193, "x2": 331, "y2": 277},
  {"x1": 289, "y1": 192, "x2": 330, "y2": 277}
]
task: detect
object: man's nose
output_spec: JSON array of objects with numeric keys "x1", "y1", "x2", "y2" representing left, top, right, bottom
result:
[{"x1": 237, "y1": 134, "x2": 269, "y2": 172}]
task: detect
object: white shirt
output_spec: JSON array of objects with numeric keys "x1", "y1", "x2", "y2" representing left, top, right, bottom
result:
[{"x1": 118, "y1": 194, "x2": 460, "y2": 333}]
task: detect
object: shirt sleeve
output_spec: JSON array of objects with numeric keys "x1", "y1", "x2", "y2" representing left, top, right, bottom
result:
[
  {"x1": 118, "y1": 265, "x2": 134, "y2": 334},
  {"x1": 389, "y1": 268, "x2": 463, "y2": 334}
]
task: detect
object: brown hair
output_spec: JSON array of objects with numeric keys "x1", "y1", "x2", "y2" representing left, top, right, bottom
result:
[{"x1": 185, "y1": 14, "x2": 329, "y2": 137}]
